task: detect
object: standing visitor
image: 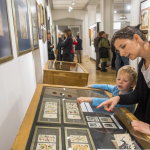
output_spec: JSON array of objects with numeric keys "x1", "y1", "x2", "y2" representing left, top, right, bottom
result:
[{"x1": 75, "y1": 35, "x2": 83, "y2": 63}]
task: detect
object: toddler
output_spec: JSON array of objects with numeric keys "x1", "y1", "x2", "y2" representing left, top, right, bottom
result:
[{"x1": 77, "y1": 65, "x2": 138, "y2": 114}]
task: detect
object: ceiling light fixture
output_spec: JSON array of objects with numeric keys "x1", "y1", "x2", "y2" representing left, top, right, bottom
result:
[
  {"x1": 119, "y1": 0, "x2": 127, "y2": 20},
  {"x1": 72, "y1": 3, "x2": 75, "y2": 5},
  {"x1": 114, "y1": 10, "x2": 117, "y2": 13},
  {"x1": 127, "y1": 5, "x2": 131, "y2": 10}
]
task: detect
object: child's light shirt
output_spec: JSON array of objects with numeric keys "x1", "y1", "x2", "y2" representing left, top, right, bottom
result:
[{"x1": 91, "y1": 84, "x2": 136, "y2": 114}]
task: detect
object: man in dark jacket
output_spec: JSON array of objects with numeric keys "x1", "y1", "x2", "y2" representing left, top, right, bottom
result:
[
  {"x1": 94, "y1": 32, "x2": 101, "y2": 70},
  {"x1": 47, "y1": 33, "x2": 54, "y2": 60},
  {"x1": 75, "y1": 35, "x2": 83, "y2": 63}
]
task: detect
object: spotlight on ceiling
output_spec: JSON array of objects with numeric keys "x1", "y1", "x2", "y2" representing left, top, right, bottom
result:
[
  {"x1": 127, "y1": 5, "x2": 131, "y2": 10},
  {"x1": 114, "y1": 10, "x2": 117, "y2": 13},
  {"x1": 69, "y1": 6, "x2": 73, "y2": 9},
  {"x1": 72, "y1": 3, "x2": 75, "y2": 5}
]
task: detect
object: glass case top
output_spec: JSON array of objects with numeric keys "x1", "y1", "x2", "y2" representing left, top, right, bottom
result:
[{"x1": 48, "y1": 61, "x2": 84, "y2": 72}]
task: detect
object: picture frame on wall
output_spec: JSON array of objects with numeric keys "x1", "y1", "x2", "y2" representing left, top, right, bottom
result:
[
  {"x1": 36, "y1": 2, "x2": 42, "y2": 39},
  {"x1": 29, "y1": 0, "x2": 39, "y2": 50},
  {"x1": 0, "y1": 0, "x2": 13, "y2": 64},
  {"x1": 140, "y1": 0, "x2": 150, "y2": 41},
  {"x1": 39, "y1": 3, "x2": 43, "y2": 25},
  {"x1": 11, "y1": 0, "x2": 32, "y2": 56}
]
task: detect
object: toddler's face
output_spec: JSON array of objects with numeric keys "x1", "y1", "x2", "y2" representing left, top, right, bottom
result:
[{"x1": 116, "y1": 73, "x2": 134, "y2": 92}]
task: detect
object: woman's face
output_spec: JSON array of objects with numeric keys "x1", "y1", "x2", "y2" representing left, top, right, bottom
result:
[{"x1": 114, "y1": 37, "x2": 141, "y2": 60}]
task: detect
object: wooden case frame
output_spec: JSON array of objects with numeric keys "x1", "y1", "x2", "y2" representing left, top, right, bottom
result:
[
  {"x1": 65, "y1": 127, "x2": 96, "y2": 150},
  {"x1": 30, "y1": 126, "x2": 62, "y2": 150},
  {"x1": 37, "y1": 98, "x2": 61, "y2": 125},
  {"x1": 0, "y1": 0, "x2": 13, "y2": 64}
]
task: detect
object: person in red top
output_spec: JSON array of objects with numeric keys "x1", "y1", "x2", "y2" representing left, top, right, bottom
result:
[{"x1": 71, "y1": 36, "x2": 78, "y2": 62}]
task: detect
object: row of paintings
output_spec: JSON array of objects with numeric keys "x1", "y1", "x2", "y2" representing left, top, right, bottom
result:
[{"x1": 0, "y1": 0, "x2": 51, "y2": 64}]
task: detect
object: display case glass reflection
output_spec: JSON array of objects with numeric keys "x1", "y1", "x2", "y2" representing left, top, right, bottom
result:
[
  {"x1": 65, "y1": 127, "x2": 96, "y2": 150},
  {"x1": 63, "y1": 99, "x2": 86, "y2": 125},
  {"x1": 30, "y1": 126, "x2": 62, "y2": 150},
  {"x1": 48, "y1": 61, "x2": 84, "y2": 72},
  {"x1": 37, "y1": 98, "x2": 61, "y2": 124}
]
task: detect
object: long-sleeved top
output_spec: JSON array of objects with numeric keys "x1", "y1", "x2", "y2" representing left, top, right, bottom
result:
[
  {"x1": 94, "y1": 37, "x2": 100, "y2": 52},
  {"x1": 91, "y1": 84, "x2": 136, "y2": 114},
  {"x1": 75, "y1": 38, "x2": 82, "y2": 50},
  {"x1": 71, "y1": 41, "x2": 78, "y2": 53},
  {"x1": 119, "y1": 59, "x2": 150, "y2": 124},
  {"x1": 59, "y1": 37, "x2": 73, "y2": 55},
  {"x1": 47, "y1": 41, "x2": 54, "y2": 54}
]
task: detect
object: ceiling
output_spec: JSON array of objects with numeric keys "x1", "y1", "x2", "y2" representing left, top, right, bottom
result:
[{"x1": 51, "y1": 0, "x2": 131, "y2": 13}]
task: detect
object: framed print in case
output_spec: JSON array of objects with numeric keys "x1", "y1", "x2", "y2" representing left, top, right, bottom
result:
[
  {"x1": 11, "y1": 0, "x2": 32, "y2": 56},
  {"x1": 36, "y1": 2, "x2": 42, "y2": 39},
  {"x1": 65, "y1": 127, "x2": 96, "y2": 150},
  {"x1": 30, "y1": 126, "x2": 62, "y2": 150},
  {"x1": 37, "y1": 98, "x2": 61, "y2": 125},
  {"x1": 29, "y1": 0, "x2": 39, "y2": 50},
  {"x1": 0, "y1": 0, "x2": 13, "y2": 64},
  {"x1": 63, "y1": 99, "x2": 86, "y2": 126}
]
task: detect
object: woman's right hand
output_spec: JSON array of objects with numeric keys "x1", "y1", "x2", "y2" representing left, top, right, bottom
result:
[
  {"x1": 77, "y1": 97, "x2": 92, "y2": 104},
  {"x1": 96, "y1": 96, "x2": 120, "y2": 111}
]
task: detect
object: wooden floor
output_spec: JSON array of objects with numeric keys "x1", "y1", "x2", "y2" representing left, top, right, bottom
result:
[{"x1": 74, "y1": 55, "x2": 116, "y2": 85}]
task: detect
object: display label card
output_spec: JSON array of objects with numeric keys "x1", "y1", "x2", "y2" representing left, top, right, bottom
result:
[
  {"x1": 102, "y1": 123, "x2": 117, "y2": 129},
  {"x1": 36, "y1": 143, "x2": 56, "y2": 150},
  {"x1": 99, "y1": 117, "x2": 113, "y2": 122},
  {"x1": 86, "y1": 116, "x2": 99, "y2": 122},
  {"x1": 88, "y1": 122, "x2": 102, "y2": 128},
  {"x1": 38, "y1": 135, "x2": 56, "y2": 142},
  {"x1": 43, "y1": 114, "x2": 57, "y2": 119},
  {"x1": 71, "y1": 143, "x2": 90, "y2": 150},
  {"x1": 67, "y1": 115, "x2": 81, "y2": 119},
  {"x1": 70, "y1": 135, "x2": 88, "y2": 143}
]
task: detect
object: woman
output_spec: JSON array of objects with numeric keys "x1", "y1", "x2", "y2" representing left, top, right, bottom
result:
[
  {"x1": 58, "y1": 28, "x2": 73, "y2": 62},
  {"x1": 98, "y1": 24, "x2": 150, "y2": 135},
  {"x1": 99, "y1": 31, "x2": 110, "y2": 72}
]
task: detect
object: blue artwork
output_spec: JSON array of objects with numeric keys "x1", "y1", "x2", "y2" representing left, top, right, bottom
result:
[
  {"x1": 0, "y1": 0, "x2": 13, "y2": 62},
  {"x1": 12, "y1": 0, "x2": 31, "y2": 55}
]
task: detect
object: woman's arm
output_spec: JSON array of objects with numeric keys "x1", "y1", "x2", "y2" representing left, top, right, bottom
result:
[
  {"x1": 73, "y1": 41, "x2": 78, "y2": 45},
  {"x1": 91, "y1": 84, "x2": 116, "y2": 93}
]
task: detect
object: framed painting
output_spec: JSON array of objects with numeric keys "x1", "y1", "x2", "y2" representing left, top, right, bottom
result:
[
  {"x1": 39, "y1": 3, "x2": 43, "y2": 25},
  {"x1": 140, "y1": 1, "x2": 150, "y2": 30},
  {"x1": 0, "y1": 0, "x2": 13, "y2": 64},
  {"x1": 11, "y1": 0, "x2": 32, "y2": 56},
  {"x1": 29, "y1": 0, "x2": 39, "y2": 50},
  {"x1": 36, "y1": 2, "x2": 42, "y2": 39}
]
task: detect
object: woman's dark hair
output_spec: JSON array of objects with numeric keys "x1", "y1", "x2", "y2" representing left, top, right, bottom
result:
[
  {"x1": 63, "y1": 28, "x2": 72, "y2": 37},
  {"x1": 111, "y1": 24, "x2": 148, "y2": 45},
  {"x1": 100, "y1": 31, "x2": 105, "y2": 36}
]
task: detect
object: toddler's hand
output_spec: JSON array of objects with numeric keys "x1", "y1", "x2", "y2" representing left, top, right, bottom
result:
[
  {"x1": 87, "y1": 85, "x2": 91, "y2": 88},
  {"x1": 77, "y1": 97, "x2": 92, "y2": 104}
]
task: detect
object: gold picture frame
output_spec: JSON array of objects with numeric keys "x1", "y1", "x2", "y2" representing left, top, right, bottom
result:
[
  {"x1": 63, "y1": 99, "x2": 87, "y2": 126},
  {"x1": 65, "y1": 127, "x2": 96, "y2": 150},
  {"x1": 30, "y1": 126, "x2": 62, "y2": 150},
  {"x1": 37, "y1": 98, "x2": 61, "y2": 125},
  {"x1": 11, "y1": 0, "x2": 32, "y2": 56},
  {"x1": 0, "y1": 0, "x2": 13, "y2": 64}
]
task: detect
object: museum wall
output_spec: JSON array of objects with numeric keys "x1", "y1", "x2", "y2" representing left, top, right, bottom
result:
[
  {"x1": 51, "y1": 10, "x2": 89, "y2": 56},
  {"x1": 0, "y1": 0, "x2": 52, "y2": 149}
]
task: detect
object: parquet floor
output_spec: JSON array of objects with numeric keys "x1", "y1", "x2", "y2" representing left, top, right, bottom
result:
[{"x1": 74, "y1": 55, "x2": 116, "y2": 85}]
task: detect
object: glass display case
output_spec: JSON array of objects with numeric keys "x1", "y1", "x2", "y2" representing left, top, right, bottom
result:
[
  {"x1": 11, "y1": 85, "x2": 150, "y2": 150},
  {"x1": 43, "y1": 60, "x2": 89, "y2": 87}
]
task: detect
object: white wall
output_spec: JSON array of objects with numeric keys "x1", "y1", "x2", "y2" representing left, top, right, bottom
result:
[
  {"x1": 51, "y1": 10, "x2": 89, "y2": 56},
  {"x1": 0, "y1": 0, "x2": 52, "y2": 149}
]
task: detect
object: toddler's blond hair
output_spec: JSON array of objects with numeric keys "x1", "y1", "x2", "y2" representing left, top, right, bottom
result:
[{"x1": 117, "y1": 65, "x2": 137, "y2": 84}]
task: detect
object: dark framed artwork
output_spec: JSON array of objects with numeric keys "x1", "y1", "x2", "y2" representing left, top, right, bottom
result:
[
  {"x1": 45, "y1": 7, "x2": 48, "y2": 31},
  {"x1": 36, "y1": 2, "x2": 42, "y2": 39},
  {"x1": 29, "y1": 0, "x2": 39, "y2": 50},
  {"x1": 11, "y1": 0, "x2": 31, "y2": 56},
  {"x1": 0, "y1": 0, "x2": 13, "y2": 64},
  {"x1": 48, "y1": 17, "x2": 50, "y2": 32}
]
